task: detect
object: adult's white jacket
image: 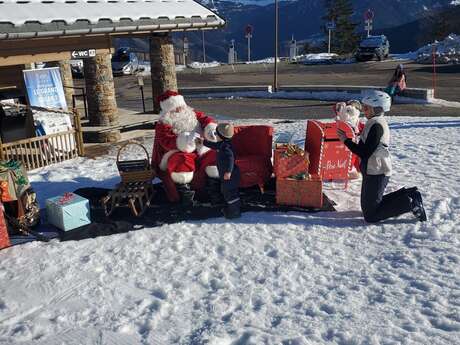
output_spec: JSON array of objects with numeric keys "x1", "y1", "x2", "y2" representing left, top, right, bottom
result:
[{"x1": 344, "y1": 115, "x2": 392, "y2": 176}]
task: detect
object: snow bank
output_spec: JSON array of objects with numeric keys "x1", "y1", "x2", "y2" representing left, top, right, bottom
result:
[
  {"x1": 0, "y1": 117, "x2": 459, "y2": 344},
  {"x1": 188, "y1": 61, "x2": 221, "y2": 69},
  {"x1": 291, "y1": 53, "x2": 337, "y2": 64},
  {"x1": 290, "y1": 53, "x2": 356, "y2": 65},
  {"x1": 415, "y1": 34, "x2": 460, "y2": 64},
  {"x1": 245, "y1": 57, "x2": 279, "y2": 64}
]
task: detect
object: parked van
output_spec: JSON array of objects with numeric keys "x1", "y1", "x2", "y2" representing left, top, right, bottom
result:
[
  {"x1": 356, "y1": 35, "x2": 390, "y2": 61},
  {"x1": 111, "y1": 47, "x2": 140, "y2": 75}
]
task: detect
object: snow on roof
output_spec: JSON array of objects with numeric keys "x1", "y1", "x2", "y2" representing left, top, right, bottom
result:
[{"x1": 0, "y1": 0, "x2": 225, "y2": 39}]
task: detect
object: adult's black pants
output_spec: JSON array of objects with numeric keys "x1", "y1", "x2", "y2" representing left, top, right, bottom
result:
[{"x1": 361, "y1": 174, "x2": 412, "y2": 223}]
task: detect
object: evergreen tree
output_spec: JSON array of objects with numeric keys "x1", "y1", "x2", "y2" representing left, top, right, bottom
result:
[
  {"x1": 431, "y1": 10, "x2": 450, "y2": 41},
  {"x1": 322, "y1": 0, "x2": 359, "y2": 54}
]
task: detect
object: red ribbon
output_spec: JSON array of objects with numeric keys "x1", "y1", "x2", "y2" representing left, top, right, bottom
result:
[{"x1": 58, "y1": 192, "x2": 74, "y2": 205}]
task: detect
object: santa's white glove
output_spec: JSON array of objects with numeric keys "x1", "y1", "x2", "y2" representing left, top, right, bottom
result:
[
  {"x1": 176, "y1": 132, "x2": 197, "y2": 153},
  {"x1": 204, "y1": 123, "x2": 218, "y2": 142}
]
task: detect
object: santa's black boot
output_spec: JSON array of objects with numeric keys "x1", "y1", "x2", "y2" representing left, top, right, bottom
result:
[
  {"x1": 176, "y1": 184, "x2": 196, "y2": 207},
  {"x1": 206, "y1": 177, "x2": 224, "y2": 206}
]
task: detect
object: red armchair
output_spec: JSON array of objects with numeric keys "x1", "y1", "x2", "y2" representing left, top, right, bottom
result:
[
  {"x1": 153, "y1": 124, "x2": 273, "y2": 202},
  {"x1": 232, "y1": 125, "x2": 273, "y2": 191}
]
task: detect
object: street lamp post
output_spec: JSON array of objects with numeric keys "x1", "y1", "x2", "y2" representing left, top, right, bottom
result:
[{"x1": 273, "y1": 0, "x2": 279, "y2": 92}]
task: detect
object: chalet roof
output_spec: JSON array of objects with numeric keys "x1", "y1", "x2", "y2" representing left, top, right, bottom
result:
[{"x1": 0, "y1": 0, "x2": 225, "y2": 40}]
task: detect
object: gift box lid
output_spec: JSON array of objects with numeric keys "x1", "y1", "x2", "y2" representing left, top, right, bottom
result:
[{"x1": 46, "y1": 193, "x2": 88, "y2": 206}]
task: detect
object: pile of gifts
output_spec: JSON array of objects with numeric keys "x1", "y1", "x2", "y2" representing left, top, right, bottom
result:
[{"x1": 274, "y1": 144, "x2": 323, "y2": 208}]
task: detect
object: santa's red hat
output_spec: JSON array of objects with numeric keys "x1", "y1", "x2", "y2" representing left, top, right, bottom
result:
[{"x1": 158, "y1": 90, "x2": 187, "y2": 114}]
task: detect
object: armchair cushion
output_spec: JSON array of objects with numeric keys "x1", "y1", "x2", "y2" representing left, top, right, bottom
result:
[
  {"x1": 236, "y1": 155, "x2": 272, "y2": 188},
  {"x1": 233, "y1": 125, "x2": 273, "y2": 158},
  {"x1": 232, "y1": 125, "x2": 273, "y2": 188}
]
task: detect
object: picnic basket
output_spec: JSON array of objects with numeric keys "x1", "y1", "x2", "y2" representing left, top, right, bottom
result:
[{"x1": 116, "y1": 141, "x2": 155, "y2": 183}]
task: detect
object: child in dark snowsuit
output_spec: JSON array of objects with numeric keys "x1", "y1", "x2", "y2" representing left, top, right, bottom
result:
[
  {"x1": 337, "y1": 91, "x2": 426, "y2": 223},
  {"x1": 201, "y1": 123, "x2": 241, "y2": 219}
]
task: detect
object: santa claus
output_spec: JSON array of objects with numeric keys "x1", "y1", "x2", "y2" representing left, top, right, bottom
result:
[{"x1": 151, "y1": 90, "x2": 219, "y2": 203}]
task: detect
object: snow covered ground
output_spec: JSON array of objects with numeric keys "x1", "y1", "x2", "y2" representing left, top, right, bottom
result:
[{"x1": 1, "y1": 116, "x2": 459, "y2": 345}]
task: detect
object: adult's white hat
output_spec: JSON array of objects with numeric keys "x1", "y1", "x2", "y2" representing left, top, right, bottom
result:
[{"x1": 362, "y1": 91, "x2": 392, "y2": 112}]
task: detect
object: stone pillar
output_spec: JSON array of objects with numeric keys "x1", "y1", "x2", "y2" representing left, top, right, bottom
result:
[
  {"x1": 150, "y1": 33, "x2": 178, "y2": 114},
  {"x1": 47, "y1": 60, "x2": 74, "y2": 109},
  {"x1": 83, "y1": 53, "x2": 120, "y2": 143}
]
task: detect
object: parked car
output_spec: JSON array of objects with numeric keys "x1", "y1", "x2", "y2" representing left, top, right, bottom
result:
[
  {"x1": 111, "y1": 47, "x2": 140, "y2": 75},
  {"x1": 356, "y1": 35, "x2": 390, "y2": 61}
]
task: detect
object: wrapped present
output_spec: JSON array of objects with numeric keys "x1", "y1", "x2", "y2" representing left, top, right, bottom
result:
[
  {"x1": 276, "y1": 175, "x2": 323, "y2": 208},
  {"x1": 0, "y1": 160, "x2": 31, "y2": 202},
  {"x1": 0, "y1": 203, "x2": 11, "y2": 250},
  {"x1": 46, "y1": 193, "x2": 91, "y2": 231},
  {"x1": 274, "y1": 144, "x2": 309, "y2": 178}
]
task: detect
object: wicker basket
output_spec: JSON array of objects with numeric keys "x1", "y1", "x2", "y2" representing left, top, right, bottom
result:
[{"x1": 116, "y1": 141, "x2": 155, "y2": 183}]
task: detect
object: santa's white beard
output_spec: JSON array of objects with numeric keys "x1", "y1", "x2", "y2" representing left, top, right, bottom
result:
[{"x1": 160, "y1": 106, "x2": 199, "y2": 134}]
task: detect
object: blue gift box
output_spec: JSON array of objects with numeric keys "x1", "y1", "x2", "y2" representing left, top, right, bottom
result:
[{"x1": 46, "y1": 193, "x2": 91, "y2": 231}]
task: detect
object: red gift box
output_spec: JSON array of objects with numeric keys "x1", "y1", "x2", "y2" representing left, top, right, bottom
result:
[
  {"x1": 274, "y1": 145, "x2": 309, "y2": 178},
  {"x1": 276, "y1": 175, "x2": 323, "y2": 208},
  {"x1": 0, "y1": 203, "x2": 11, "y2": 250}
]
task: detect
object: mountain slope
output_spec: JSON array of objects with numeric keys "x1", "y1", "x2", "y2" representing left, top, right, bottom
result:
[
  {"x1": 115, "y1": 1, "x2": 458, "y2": 61},
  {"x1": 195, "y1": 0, "x2": 456, "y2": 60}
]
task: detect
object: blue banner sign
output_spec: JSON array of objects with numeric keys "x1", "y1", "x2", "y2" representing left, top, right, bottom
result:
[{"x1": 23, "y1": 67, "x2": 67, "y2": 110}]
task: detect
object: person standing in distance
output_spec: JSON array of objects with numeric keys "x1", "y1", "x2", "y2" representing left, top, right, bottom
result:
[{"x1": 337, "y1": 91, "x2": 426, "y2": 223}]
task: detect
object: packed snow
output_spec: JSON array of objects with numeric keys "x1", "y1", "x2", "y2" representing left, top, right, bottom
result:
[
  {"x1": 244, "y1": 57, "x2": 279, "y2": 64},
  {"x1": 291, "y1": 53, "x2": 338, "y2": 65},
  {"x1": 189, "y1": 61, "x2": 221, "y2": 69},
  {"x1": 1, "y1": 116, "x2": 460, "y2": 345}
]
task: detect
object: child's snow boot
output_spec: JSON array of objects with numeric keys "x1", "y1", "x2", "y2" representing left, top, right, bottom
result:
[{"x1": 223, "y1": 199, "x2": 241, "y2": 219}]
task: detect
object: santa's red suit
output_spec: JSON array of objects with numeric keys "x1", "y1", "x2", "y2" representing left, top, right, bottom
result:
[{"x1": 152, "y1": 91, "x2": 218, "y2": 202}]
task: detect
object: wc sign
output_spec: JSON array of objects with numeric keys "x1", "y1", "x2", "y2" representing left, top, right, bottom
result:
[{"x1": 71, "y1": 49, "x2": 96, "y2": 59}]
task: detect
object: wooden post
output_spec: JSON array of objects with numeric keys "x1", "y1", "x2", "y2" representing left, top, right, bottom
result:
[
  {"x1": 150, "y1": 33, "x2": 178, "y2": 114},
  {"x1": 73, "y1": 109, "x2": 85, "y2": 157},
  {"x1": 83, "y1": 52, "x2": 120, "y2": 143}
]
